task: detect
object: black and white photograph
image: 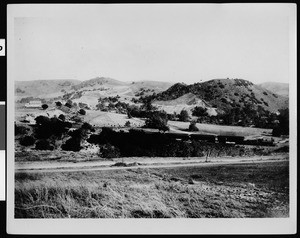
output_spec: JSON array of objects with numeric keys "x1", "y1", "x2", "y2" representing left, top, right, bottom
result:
[{"x1": 6, "y1": 3, "x2": 296, "y2": 235}]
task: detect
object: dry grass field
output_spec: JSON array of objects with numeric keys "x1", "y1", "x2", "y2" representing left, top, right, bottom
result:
[
  {"x1": 15, "y1": 160, "x2": 289, "y2": 218},
  {"x1": 168, "y1": 120, "x2": 273, "y2": 137}
]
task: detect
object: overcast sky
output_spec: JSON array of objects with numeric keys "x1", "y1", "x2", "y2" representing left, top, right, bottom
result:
[{"x1": 12, "y1": 4, "x2": 295, "y2": 84}]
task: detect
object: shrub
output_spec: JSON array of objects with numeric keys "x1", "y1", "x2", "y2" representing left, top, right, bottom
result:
[
  {"x1": 127, "y1": 111, "x2": 132, "y2": 119},
  {"x1": 42, "y1": 104, "x2": 48, "y2": 110},
  {"x1": 58, "y1": 114, "x2": 65, "y2": 121},
  {"x1": 19, "y1": 136, "x2": 35, "y2": 146},
  {"x1": 15, "y1": 124, "x2": 29, "y2": 136},
  {"x1": 263, "y1": 101, "x2": 269, "y2": 107},
  {"x1": 78, "y1": 109, "x2": 86, "y2": 115},
  {"x1": 35, "y1": 139, "x2": 54, "y2": 150},
  {"x1": 61, "y1": 137, "x2": 82, "y2": 152},
  {"x1": 35, "y1": 115, "x2": 51, "y2": 126},
  {"x1": 100, "y1": 143, "x2": 121, "y2": 158},
  {"x1": 192, "y1": 107, "x2": 208, "y2": 117},
  {"x1": 71, "y1": 115, "x2": 83, "y2": 123},
  {"x1": 178, "y1": 109, "x2": 189, "y2": 122},
  {"x1": 144, "y1": 111, "x2": 169, "y2": 131},
  {"x1": 125, "y1": 121, "x2": 131, "y2": 127},
  {"x1": 272, "y1": 108, "x2": 289, "y2": 136},
  {"x1": 81, "y1": 122, "x2": 94, "y2": 131},
  {"x1": 34, "y1": 115, "x2": 70, "y2": 139},
  {"x1": 65, "y1": 102, "x2": 72, "y2": 108},
  {"x1": 188, "y1": 121, "x2": 199, "y2": 131},
  {"x1": 55, "y1": 101, "x2": 62, "y2": 107}
]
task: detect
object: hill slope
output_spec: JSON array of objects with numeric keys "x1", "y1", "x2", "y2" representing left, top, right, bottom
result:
[
  {"x1": 153, "y1": 78, "x2": 288, "y2": 114},
  {"x1": 15, "y1": 79, "x2": 81, "y2": 99},
  {"x1": 15, "y1": 77, "x2": 172, "y2": 107},
  {"x1": 259, "y1": 82, "x2": 289, "y2": 97}
]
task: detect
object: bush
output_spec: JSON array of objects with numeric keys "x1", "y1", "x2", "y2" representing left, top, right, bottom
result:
[
  {"x1": 15, "y1": 124, "x2": 29, "y2": 136},
  {"x1": 144, "y1": 111, "x2": 169, "y2": 131},
  {"x1": 192, "y1": 107, "x2": 208, "y2": 117},
  {"x1": 19, "y1": 136, "x2": 35, "y2": 146},
  {"x1": 100, "y1": 143, "x2": 121, "y2": 158},
  {"x1": 65, "y1": 102, "x2": 72, "y2": 108},
  {"x1": 78, "y1": 109, "x2": 86, "y2": 115},
  {"x1": 61, "y1": 137, "x2": 82, "y2": 152},
  {"x1": 35, "y1": 115, "x2": 51, "y2": 126},
  {"x1": 272, "y1": 108, "x2": 289, "y2": 136},
  {"x1": 34, "y1": 115, "x2": 71, "y2": 139},
  {"x1": 58, "y1": 114, "x2": 65, "y2": 121},
  {"x1": 178, "y1": 110, "x2": 189, "y2": 122},
  {"x1": 71, "y1": 115, "x2": 83, "y2": 123},
  {"x1": 55, "y1": 101, "x2": 62, "y2": 107},
  {"x1": 125, "y1": 121, "x2": 131, "y2": 127},
  {"x1": 127, "y1": 111, "x2": 132, "y2": 119},
  {"x1": 81, "y1": 122, "x2": 94, "y2": 131},
  {"x1": 35, "y1": 139, "x2": 54, "y2": 150},
  {"x1": 42, "y1": 104, "x2": 48, "y2": 110},
  {"x1": 188, "y1": 121, "x2": 199, "y2": 131}
]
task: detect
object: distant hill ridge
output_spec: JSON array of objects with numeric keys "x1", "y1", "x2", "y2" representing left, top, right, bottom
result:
[{"x1": 15, "y1": 77, "x2": 288, "y2": 114}]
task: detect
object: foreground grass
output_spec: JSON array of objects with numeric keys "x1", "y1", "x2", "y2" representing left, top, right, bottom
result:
[{"x1": 15, "y1": 161, "x2": 289, "y2": 218}]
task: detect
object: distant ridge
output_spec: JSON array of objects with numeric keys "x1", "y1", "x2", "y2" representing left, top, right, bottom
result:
[{"x1": 15, "y1": 77, "x2": 288, "y2": 114}]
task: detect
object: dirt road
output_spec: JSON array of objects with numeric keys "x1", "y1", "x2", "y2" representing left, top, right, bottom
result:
[{"x1": 15, "y1": 154, "x2": 288, "y2": 173}]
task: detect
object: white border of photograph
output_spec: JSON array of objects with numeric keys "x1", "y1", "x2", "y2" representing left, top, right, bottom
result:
[{"x1": 6, "y1": 3, "x2": 297, "y2": 235}]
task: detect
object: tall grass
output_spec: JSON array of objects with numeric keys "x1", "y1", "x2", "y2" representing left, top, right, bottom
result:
[{"x1": 15, "y1": 162, "x2": 289, "y2": 218}]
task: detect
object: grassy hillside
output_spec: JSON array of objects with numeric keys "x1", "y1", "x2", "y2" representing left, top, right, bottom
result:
[
  {"x1": 15, "y1": 77, "x2": 172, "y2": 108},
  {"x1": 15, "y1": 79, "x2": 81, "y2": 98},
  {"x1": 259, "y1": 82, "x2": 289, "y2": 97},
  {"x1": 154, "y1": 78, "x2": 288, "y2": 113}
]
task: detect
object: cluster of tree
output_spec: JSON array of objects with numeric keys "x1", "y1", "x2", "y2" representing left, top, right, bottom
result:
[
  {"x1": 34, "y1": 115, "x2": 72, "y2": 139},
  {"x1": 18, "y1": 97, "x2": 46, "y2": 104},
  {"x1": 272, "y1": 108, "x2": 289, "y2": 136},
  {"x1": 61, "y1": 122, "x2": 95, "y2": 151},
  {"x1": 17, "y1": 114, "x2": 72, "y2": 150},
  {"x1": 217, "y1": 104, "x2": 282, "y2": 129},
  {"x1": 18, "y1": 113, "x2": 96, "y2": 151},
  {"x1": 87, "y1": 128, "x2": 257, "y2": 159},
  {"x1": 144, "y1": 111, "x2": 169, "y2": 131}
]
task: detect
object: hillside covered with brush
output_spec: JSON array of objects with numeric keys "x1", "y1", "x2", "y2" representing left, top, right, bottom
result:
[
  {"x1": 15, "y1": 77, "x2": 173, "y2": 106},
  {"x1": 151, "y1": 78, "x2": 288, "y2": 114}
]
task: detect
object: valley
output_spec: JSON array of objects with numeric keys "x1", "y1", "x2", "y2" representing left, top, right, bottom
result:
[{"x1": 14, "y1": 77, "x2": 290, "y2": 218}]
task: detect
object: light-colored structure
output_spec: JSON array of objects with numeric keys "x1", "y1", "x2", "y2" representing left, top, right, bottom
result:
[{"x1": 24, "y1": 100, "x2": 42, "y2": 108}]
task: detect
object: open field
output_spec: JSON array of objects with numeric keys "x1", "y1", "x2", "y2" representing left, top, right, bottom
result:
[
  {"x1": 15, "y1": 160, "x2": 289, "y2": 218},
  {"x1": 168, "y1": 120, "x2": 273, "y2": 137}
]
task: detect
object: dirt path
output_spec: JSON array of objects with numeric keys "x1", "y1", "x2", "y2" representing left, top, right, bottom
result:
[{"x1": 15, "y1": 154, "x2": 288, "y2": 173}]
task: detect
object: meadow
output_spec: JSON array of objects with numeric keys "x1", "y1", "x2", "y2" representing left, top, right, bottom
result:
[{"x1": 15, "y1": 161, "x2": 289, "y2": 218}]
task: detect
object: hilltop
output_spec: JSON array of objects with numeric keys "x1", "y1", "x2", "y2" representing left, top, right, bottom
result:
[{"x1": 152, "y1": 78, "x2": 288, "y2": 114}]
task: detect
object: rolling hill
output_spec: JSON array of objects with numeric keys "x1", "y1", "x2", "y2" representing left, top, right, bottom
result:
[
  {"x1": 15, "y1": 77, "x2": 288, "y2": 116},
  {"x1": 15, "y1": 77, "x2": 173, "y2": 107},
  {"x1": 15, "y1": 79, "x2": 81, "y2": 99},
  {"x1": 152, "y1": 78, "x2": 288, "y2": 114}
]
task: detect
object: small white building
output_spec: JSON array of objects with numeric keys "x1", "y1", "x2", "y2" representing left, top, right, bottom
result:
[{"x1": 25, "y1": 100, "x2": 42, "y2": 108}]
